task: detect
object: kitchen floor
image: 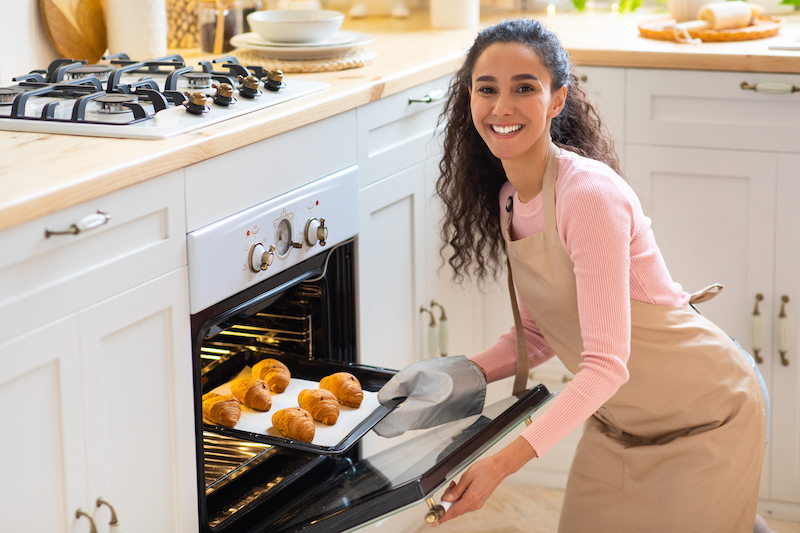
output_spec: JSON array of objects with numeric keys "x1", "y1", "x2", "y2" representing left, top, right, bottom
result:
[{"x1": 414, "y1": 483, "x2": 800, "y2": 533}]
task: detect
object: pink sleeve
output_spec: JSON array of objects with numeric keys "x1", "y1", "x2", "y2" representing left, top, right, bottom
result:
[
  {"x1": 470, "y1": 292, "x2": 556, "y2": 383},
  {"x1": 519, "y1": 172, "x2": 632, "y2": 457}
]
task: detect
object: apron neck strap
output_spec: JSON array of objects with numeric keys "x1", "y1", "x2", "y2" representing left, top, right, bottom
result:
[{"x1": 506, "y1": 142, "x2": 561, "y2": 395}]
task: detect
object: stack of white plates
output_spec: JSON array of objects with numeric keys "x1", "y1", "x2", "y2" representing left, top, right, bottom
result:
[{"x1": 230, "y1": 31, "x2": 374, "y2": 60}]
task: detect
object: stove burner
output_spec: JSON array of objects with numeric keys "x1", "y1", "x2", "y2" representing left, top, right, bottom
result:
[
  {"x1": 0, "y1": 86, "x2": 26, "y2": 105},
  {"x1": 64, "y1": 64, "x2": 117, "y2": 82},
  {"x1": 183, "y1": 72, "x2": 213, "y2": 90},
  {"x1": 94, "y1": 94, "x2": 139, "y2": 114}
]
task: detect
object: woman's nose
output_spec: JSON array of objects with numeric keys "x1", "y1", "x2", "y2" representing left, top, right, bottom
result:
[{"x1": 492, "y1": 93, "x2": 514, "y2": 117}]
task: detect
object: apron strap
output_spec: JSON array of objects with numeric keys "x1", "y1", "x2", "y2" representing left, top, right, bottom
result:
[
  {"x1": 505, "y1": 142, "x2": 561, "y2": 396},
  {"x1": 688, "y1": 283, "x2": 724, "y2": 304},
  {"x1": 507, "y1": 256, "x2": 530, "y2": 396}
]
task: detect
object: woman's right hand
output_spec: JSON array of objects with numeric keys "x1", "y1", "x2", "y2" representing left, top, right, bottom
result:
[{"x1": 435, "y1": 437, "x2": 537, "y2": 526}]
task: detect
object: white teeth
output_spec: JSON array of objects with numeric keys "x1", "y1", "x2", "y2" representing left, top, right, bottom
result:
[{"x1": 492, "y1": 124, "x2": 522, "y2": 135}]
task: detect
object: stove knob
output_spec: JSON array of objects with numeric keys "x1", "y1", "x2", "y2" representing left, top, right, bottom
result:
[
  {"x1": 305, "y1": 217, "x2": 328, "y2": 246},
  {"x1": 249, "y1": 243, "x2": 275, "y2": 273}
]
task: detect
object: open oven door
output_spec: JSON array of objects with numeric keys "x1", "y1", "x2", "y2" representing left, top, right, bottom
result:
[{"x1": 217, "y1": 383, "x2": 553, "y2": 533}]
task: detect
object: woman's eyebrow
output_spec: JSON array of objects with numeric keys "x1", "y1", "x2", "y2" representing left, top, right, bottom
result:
[{"x1": 474, "y1": 74, "x2": 540, "y2": 83}]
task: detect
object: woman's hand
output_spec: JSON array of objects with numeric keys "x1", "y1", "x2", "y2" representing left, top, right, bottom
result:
[{"x1": 434, "y1": 437, "x2": 537, "y2": 526}]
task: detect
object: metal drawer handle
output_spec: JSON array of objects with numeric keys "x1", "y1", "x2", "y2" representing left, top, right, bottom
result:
[
  {"x1": 779, "y1": 295, "x2": 790, "y2": 366},
  {"x1": 97, "y1": 497, "x2": 122, "y2": 532},
  {"x1": 408, "y1": 88, "x2": 446, "y2": 104},
  {"x1": 45, "y1": 210, "x2": 111, "y2": 238},
  {"x1": 430, "y1": 300, "x2": 448, "y2": 357},
  {"x1": 741, "y1": 81, "x2": 799, "y2": 94},
  {"x1": 751, "y1": 293, "x2": 764, "y2": 364},
  {"x1": 75, "y1": 509, "x2": 98, "y2": 533}
]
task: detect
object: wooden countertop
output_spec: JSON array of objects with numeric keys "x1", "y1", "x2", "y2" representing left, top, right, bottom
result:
[{"x1": 1, "y1": 8, "x2": 799, "y2": 232}]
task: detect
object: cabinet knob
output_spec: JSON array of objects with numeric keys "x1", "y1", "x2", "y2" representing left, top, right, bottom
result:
[
  {"x1": 779, "y1": 295, "x2": 790, "y2": 366},
  {"x1": 751, "y1": 293, "x2": 764, "y2": 364}
]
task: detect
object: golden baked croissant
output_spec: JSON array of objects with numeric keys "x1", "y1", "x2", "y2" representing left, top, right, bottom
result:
[
  {"x1": 202, "y1": 392, "x2": 241, "y2": 428},
  {"x1": 272, "y1": 407, "x2": 315, "y2": 443},
  {"x1": 230, "y1": 377, "x2": 272, "y2": 411},
  {"x1": 252, "y1": 358, "x2": 291, "y2": 393},
  {"x1": 320, "y1": 372, "x2": 363, "y2": 408},
  {"x1": 298, "y1": 388, "x2": 339, "y2": 425}
]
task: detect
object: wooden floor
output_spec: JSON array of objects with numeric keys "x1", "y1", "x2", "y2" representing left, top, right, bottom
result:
[{"x1": 415, "y1": 483, "x2": 800, "y2": 533}]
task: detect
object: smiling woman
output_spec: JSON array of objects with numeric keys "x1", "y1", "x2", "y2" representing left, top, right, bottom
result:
[{"x1": 408, "y1": 16, "x2": 775, "y2": 533}]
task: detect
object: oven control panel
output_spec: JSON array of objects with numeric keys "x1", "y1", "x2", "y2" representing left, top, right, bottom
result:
[{"x1": 187, "y1": 166, "x2": 359, "y2": 314}]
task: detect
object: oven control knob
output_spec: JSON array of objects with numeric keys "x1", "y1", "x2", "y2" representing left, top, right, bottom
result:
[
  {"x1": 249, "y1": 243, "x2": 275, "y2": 273},
  {"x1": 305, "y1": 217, "x2": 328, "y2": 247}
]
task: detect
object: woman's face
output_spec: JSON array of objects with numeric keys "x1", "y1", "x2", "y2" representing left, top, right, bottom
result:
[{"x1": 469, "y1": 42, "x2": 566, "y2": 165}]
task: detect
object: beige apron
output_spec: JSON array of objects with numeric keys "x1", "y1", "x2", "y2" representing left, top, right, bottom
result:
[{"x1": 505, "y1": 143, "x2": 766, "y2": 533}]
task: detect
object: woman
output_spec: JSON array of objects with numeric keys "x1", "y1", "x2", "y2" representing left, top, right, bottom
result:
[{"x1": 430, "y1": 18, "x2": 769, "y2": 532}]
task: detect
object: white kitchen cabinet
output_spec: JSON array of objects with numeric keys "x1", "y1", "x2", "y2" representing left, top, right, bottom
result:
[
  {"x1": 0, "y1": 269, "x2": 196, "y2": 533},
  {"x1": 0, "y1": 316, "x2": 87, "y2": 533},
  {"x1": 78, "y1": 268, "x2": 197, "y2": 533},
  {"x1": 0, "y1": 170, "x2": 186, "y2": 345},
  {"x1": 358, "y1": 162, "x2": 427, "y2": 372},
  {"x1": 771, "y1": 153, "x2": 800, "y2": 509},
  {"x1": 625, "y1": 69, "x2": 800, "y2": 519}
]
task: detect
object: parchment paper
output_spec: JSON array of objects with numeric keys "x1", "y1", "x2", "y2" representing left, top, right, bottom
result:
[{"x1": 206, "y1": 366, "x2": 380, "y2": 447}]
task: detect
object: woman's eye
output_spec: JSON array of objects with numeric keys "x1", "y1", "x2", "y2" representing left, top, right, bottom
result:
[
  {"x1": 477, "y1": 86, "x2": 495, "y2": 94},
  {"x1": 517, "y1": 85, "x2": 535, "y2": 93}
]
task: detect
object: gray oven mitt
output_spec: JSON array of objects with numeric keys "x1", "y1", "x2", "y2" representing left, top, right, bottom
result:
[{"x1": 372, "y1": 355, "x2": 486, "y2": 438}]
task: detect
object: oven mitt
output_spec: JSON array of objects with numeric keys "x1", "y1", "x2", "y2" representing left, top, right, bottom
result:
[{"x1": 372, "y1": 355, "x2": 486, "y2": 438}]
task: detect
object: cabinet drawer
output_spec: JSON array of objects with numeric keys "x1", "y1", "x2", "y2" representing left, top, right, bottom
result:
[
  {"x1": 185, "y1": 111, "x2": 357, "y2": 232},
  {"x1": 626, "y1": 69, "x2": 800, "y2": 154},
  {"x1": 357, "y1": 75, "x2": 451, "y2": 188},
  {"x1": 0, "y1": 170, "x2": 186, "y2": 343}
]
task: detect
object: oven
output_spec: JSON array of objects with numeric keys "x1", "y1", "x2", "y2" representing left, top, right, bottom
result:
[{"x1": 187, "y1": 160, "x2": 553, "y2": 533}]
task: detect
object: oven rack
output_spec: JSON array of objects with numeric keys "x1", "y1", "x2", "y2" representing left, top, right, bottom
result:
[{"x1": 203, "y1": 432, "x2": 274, "y2": 494}]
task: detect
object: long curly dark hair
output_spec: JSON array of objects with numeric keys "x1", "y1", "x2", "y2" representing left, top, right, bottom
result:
[{"x1": 436, "y1": 18, "x2": 620, "y2": 285}]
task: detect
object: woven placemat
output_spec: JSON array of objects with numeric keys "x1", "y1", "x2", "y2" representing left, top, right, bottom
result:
[
  {"x1": 233, "y1": 48, "x2": 377, "y2": 73},
  {"x1": 639, "y1": 15, "x2": 784, "y2": 42}
]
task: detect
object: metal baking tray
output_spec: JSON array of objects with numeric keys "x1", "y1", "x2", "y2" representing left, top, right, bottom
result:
[{"x1": 200, "y1": 350, "x2": 402, "y2": 455}]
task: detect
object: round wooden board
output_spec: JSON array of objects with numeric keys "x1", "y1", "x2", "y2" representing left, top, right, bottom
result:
[
  {"x1": 39, "y1": 0, "x2": 108, "y2": 63},
  {"x1": 638, "y1": 15, "x2": 784, "y2": 42}
]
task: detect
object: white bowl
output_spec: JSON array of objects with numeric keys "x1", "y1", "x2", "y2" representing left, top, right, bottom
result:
[{"x1": 246, "y1": 10, "x2": 345, "y2": 44}]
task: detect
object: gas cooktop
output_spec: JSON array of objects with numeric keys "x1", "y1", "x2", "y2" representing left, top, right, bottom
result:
[{"x1": 0, "y1": 53, "x2": 328, "y2": 140}]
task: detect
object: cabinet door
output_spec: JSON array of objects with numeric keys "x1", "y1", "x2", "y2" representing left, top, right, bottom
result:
[
  {"x1": 575, "y1": 66, "x2": 626, "y2": 169},
  {"x1": 358, "y1": 164, "x2": 426, "y2": 371},
  {"x1": 78, "y1": 268, "x2": 198, "y2": 533},
  {"x1": 626, "y1": 145, "x2": 777, "y2": 356},
  {"x1": 772, "y1": 153, "x2": 800, "y2": 504},
  {"x1": 0, "y1": 316, "x2": 87, "y2": 533}
]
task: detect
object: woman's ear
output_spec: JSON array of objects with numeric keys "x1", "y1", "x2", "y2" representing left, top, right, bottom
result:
[{"x1": 549, "y1": 85, "x2": 567, "y2": 118}]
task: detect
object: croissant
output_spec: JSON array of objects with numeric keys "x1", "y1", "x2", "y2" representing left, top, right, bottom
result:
[
  {"x1": 320, "y1": 372, "x2": 363, "y2": 408},
  {"x1": 230, "y1": 378, "x2": 272, "y2": 411},
  {"x1": 202, "y1": 392, "x2": 241, "y2": 428},
  {"x1": 272, "y1": 407, "x2": 315, "y2": 443},
  {"x1": 298, "y1": 388, "x2": 339, "y2": 425},
  {"x1": 252, "y1": 358, "x2": 291, "y2": 393}
]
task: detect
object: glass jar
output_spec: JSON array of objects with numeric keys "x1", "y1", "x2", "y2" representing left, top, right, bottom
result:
[
  {"x1": 198, "y1": 0, "x2": 263, "y2": 54},
  {"x1": 167, "y1": 0, "x2": 199, "y2": 49}
]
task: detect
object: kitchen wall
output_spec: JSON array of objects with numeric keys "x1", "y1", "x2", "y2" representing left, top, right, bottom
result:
[{"x1": 0, "y1": 0, "x2": 58, "y2": 84}]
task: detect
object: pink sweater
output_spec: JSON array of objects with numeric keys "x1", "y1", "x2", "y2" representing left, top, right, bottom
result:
[{"x1": 470, "y1": 148, "x2": 690, "y2": 458}]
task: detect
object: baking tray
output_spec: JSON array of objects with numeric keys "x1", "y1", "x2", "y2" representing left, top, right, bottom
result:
[{"x1": 200, "y1": 350, "x2": 403, "y2": 455}]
